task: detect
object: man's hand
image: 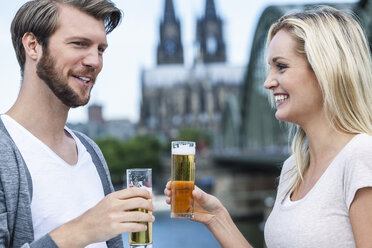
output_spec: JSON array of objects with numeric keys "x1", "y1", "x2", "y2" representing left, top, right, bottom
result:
[{"x1": 50, "y1": 187, "x2": 155, "y2": 248}]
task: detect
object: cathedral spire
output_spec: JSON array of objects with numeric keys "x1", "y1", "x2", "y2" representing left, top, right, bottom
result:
[
  {"x1": 196, "y1": 0, "x2": 226, "y2": 63},
  {"x1": 164, "y1": 0, "x2": 176, "y2": 23},
  {"x1": 157, "y1": 0, "x2": 184, "y2": 64},
  {"x1": 205, "y1": 0, "x2": 217, "y2": 20}
]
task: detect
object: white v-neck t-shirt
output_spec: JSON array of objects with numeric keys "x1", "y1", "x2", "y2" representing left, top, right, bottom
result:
[
  {"x1": 264, "y1": 133, "x2": 372, "y2": 248},
  {"x1": 1, "y1": 114, "x2": 107, "y2": 248}
]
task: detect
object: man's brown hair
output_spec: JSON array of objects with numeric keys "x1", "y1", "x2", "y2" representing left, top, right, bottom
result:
[{"x1": 11, "y1": 0, "x2": 122, "y2": 73}]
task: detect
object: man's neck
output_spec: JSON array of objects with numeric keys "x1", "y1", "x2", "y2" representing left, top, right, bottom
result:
[{"x1": 6, "y1": 76, "x2": 70, "y2": 146}]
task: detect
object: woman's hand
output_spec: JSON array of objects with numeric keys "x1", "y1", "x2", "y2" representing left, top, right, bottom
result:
[
  {"x1": 164, "y1": 181, "x2": 252, "y2": 248},
  {"x1": 164, "y1": 181, "x2": 225, "y2": 226}
]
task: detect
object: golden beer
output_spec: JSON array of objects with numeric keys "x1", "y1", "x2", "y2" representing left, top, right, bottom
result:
[
  {"x1": 126, "y1": 168, "x2": 152, "y2": 248},
  {"x1": 129, "y1": 205, "x2": 153, "y2": 246},
  {"x1": 171, "y1": 180, "x2": 194, "y2": 215},
  {"x1": 171, "y1": 142, "x2": 196, "y2": 218}
]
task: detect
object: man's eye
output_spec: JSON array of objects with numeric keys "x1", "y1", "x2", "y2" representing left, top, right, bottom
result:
[
  {"x1": 72, "y1": 42, "x2": 86, "y2": 46},
  {"x1": 98, "y1": 47, "x2": 106, "y2": 54}
]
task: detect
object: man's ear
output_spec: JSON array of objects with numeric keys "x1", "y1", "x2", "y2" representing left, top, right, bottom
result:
[{"x1": 22, "y1": 32, "x2": 42, "y2": 61}]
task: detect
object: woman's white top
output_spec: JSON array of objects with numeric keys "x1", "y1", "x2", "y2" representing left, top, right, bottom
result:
[{"x1": 265, "y1": 133, "x2": 372, "y2": 248}]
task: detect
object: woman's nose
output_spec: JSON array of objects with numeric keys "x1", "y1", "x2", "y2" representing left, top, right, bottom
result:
[{"x1": 264, "y1": 75, "x2": 278, "y2": 90}]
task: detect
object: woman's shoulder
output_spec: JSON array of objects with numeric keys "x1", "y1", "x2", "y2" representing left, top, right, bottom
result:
[
  {"x1": 340, "y1": 133, "x2": 372, "y2": 209},
  {"x1": 343, "y1": 133, "x2": 372, "y2": 159},
  {"x1": 281, "y1": 155, "x2": 296, "y2": 174},
  {"x1": 352, "y1": 133, "x2": 372, "y2": 147},
  {"x1": 277, "y1": 155, "x2": 296, "y2": 187}
]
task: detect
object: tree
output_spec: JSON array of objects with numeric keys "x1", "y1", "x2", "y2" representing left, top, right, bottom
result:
[
  {"x1": 171, "y1": 128, "x2": 213, "y2": 155},
  {"x1": 121, "y1": 135, "x2": 162, "y2": 173},
  {"x1": 95, "y1": 135, "x2": 162, "y2": 186}
]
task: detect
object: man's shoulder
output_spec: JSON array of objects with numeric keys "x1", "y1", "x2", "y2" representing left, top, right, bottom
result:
[
  {"x1": 0, "y1": 128, "x2": 26, "y2": 182},
  {"x1": 71, "y1": 130, "x2": 99, "y2": 150},
  {"x1": 0, "y1": 128, "x2": 18, "y2": 154},
  {"x1": 70, "y1": 130, "x2": 105, "y2": 161},
  {"x1": 72, "y1": 130, "x2": 93, "y2": 143},
  {"x1": 0, "y1": 116, "x2": 15, "y2": 151}
]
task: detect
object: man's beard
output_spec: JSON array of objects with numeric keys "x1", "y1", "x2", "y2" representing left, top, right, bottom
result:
[{"x1": 36, "y1": 47, "x2": 94, "y2": 108}]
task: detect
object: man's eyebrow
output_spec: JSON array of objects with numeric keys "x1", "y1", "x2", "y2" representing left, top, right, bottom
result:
[{"x1": 66, "y1": 36, "x2": 108, "y2": 47}]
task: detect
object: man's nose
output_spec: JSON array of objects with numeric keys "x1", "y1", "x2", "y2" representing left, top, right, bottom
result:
[{"x1": 82, "y1": 49, "x2": 102, "y2": 71}]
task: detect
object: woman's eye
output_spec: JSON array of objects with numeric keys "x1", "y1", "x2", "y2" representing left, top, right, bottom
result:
[{"x1": 277, "y1": 63, "x2": 287, "y2": 71}]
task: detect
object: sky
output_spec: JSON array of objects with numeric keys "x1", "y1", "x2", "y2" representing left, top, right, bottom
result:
[{"x1": 0, "y1": 0, "x2": 355, "y2": 124}]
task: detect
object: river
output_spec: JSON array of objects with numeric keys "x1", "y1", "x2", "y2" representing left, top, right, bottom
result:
[
  {"x1": 122, "y1": 211, "x2": 221, "y2": 247},
  {"x1": 122, "y1": 211, "x2": 264, "y2": 248}
]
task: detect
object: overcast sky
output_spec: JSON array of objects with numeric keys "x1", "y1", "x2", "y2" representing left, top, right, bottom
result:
[{"x1": 0, "y1": 0, "x2": 355, "y2": 123}]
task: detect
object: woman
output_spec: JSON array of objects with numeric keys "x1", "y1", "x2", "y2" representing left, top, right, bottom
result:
[{"x1": 164, "y1": 6, "x2": 372, "y2": 247}]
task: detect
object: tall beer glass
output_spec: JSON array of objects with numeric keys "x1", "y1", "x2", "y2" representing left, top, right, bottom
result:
[
  {"x1": 171, "y1": 141, "x2": 196, "y2": 218},
  {"x1": 126, "y1": 168, "x2": 152, "y2": 248}
]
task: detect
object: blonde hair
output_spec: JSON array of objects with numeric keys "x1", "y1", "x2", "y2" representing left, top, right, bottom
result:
[{"x1": 266, "y1": 6, "x2": 372, "y2": 193}]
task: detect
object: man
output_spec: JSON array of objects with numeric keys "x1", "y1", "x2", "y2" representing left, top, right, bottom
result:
[{"x1": 0, "y1": 0, "x2": 154, "y2": 247}]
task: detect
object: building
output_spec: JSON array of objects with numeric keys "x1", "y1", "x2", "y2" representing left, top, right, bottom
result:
[
  {"x1": 157, "y1": 0, "x2": 183, "y2": 65},
  {"x1": 139, "y1": 0, "x2": 245, "y2": 137},
  {"x1": 68, "y1": 104, "x2": 136, "y2": 141}
]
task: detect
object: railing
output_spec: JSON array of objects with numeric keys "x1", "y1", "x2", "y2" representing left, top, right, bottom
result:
[{"x1": 218, "y1": 189, "x2": 276, "y2": 218}]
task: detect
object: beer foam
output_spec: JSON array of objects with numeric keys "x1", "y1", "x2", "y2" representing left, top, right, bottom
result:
[{"x1": 172, "y1": 141, "x2": 196, "y2": 155}]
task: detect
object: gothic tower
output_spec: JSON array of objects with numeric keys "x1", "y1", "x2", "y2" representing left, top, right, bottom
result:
[
  {"x1": 157, "y1": 0, "x2": 184, "y2": 64},
  {"x1": 196, "y1": 0, "x2": 226, "y2": 63}
]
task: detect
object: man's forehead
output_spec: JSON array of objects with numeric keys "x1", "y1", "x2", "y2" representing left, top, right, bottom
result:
[{"x1": 54, "y1": 4, "x2": 107, "y2": 42}]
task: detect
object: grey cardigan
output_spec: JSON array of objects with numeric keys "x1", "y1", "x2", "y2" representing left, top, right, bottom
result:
[{"x1": 0, "y1": 118, "x2": 124, "y2": 248}]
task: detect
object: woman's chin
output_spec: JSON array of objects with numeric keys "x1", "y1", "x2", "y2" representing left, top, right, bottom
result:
[{"x1": 275, "y1": 111, "x2": 291, "y2": 123}]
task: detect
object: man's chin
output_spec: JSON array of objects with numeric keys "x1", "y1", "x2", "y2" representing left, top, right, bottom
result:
[
  {"x1": 62, "y1": 96, "x2": 90, "y2": 108},
  {"x1": 70, "y1": 103, "x2": 87, "y2": 108},
  {"x1": 70, "y1": 100, "x2": 90, "y2": 108}
]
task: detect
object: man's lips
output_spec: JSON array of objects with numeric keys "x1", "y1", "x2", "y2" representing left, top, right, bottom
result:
[{"x1": 72, "y1": 74, "x2": 94, "y2": 86}]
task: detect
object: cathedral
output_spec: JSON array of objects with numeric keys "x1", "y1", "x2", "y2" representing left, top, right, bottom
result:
[{"x1": 139, "y1": 0, "x2": 245, "y2": 137}]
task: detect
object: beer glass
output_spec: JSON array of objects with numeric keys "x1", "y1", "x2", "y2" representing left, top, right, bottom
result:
[
  {"x1": 126, "y1": 168, "x2": 153, "y2": 248},
  {"x1": 171, "y1": 141, "x2": 196, "y2": 218}
]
